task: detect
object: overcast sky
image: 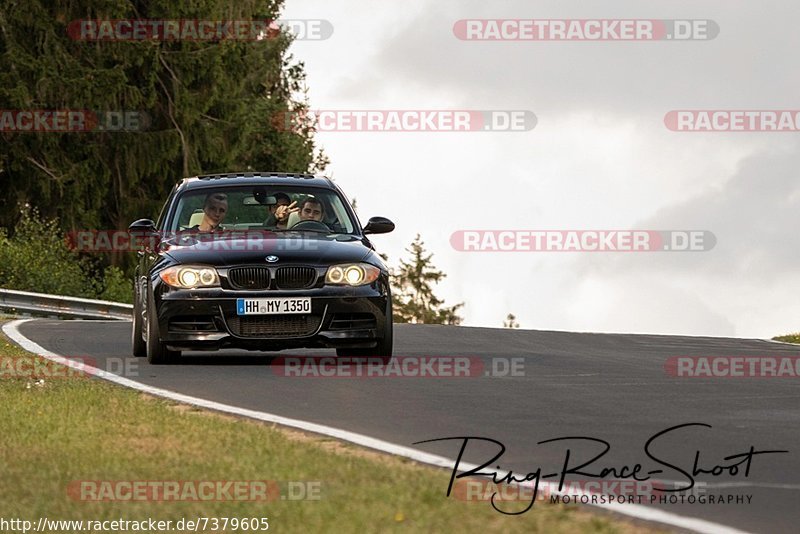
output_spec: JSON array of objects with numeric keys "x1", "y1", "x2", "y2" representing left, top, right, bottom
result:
[{"x1": 282, "y1": 0, "x2": 800, "y2": 338}]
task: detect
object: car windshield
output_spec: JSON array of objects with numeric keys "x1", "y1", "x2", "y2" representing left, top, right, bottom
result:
[{"x1": 168, "y1": 185, "x2": 357, "y2": 235}]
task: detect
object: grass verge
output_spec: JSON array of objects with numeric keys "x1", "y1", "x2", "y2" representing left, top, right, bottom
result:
[{"x1": 0, "y1": 328, "x2": 660, "y2": 533}]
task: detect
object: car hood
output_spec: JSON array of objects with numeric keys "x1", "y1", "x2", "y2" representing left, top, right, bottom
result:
[{"x1": 160, "y1": 232, "x2": 375, "y2": 267}]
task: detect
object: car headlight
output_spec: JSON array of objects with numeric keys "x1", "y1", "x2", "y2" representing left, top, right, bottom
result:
[
  {"x1": 325, "y1": 263, "x2": 381, "y2": 286},
  {"x1": 159, "y1": 265, "x2": 219, "y2": 289}
]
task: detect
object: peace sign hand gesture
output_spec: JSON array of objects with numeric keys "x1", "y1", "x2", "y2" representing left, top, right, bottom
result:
[{"x1": 275, "y1": 201, "x2": 299, "y2": 222}]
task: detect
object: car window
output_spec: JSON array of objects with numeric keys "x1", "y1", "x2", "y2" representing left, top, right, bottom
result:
[
  {"x1": 168, "y1": 185, "x2": 357, "y2": 234},
  {"x1": 155, "y1": 184, "x2": 178, "y2": 230}
]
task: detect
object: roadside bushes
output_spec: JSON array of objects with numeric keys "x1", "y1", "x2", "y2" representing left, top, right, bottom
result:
[{"x1": 0, "y1": 210, "x2": 132, "y2": 303}]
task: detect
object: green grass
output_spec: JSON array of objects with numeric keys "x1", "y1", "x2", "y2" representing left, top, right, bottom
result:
[
  {"x1": 772, "y1": 333, "x2": 800, "y2": 344},
  {"x1": 0, "y1": 331, "x2": 660, "y2": 533}
]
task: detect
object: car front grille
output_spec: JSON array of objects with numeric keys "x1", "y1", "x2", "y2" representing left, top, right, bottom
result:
[
  {"x1": 275, "y1": 267, "x2": 317, "y2": 289},
  {"x1": 227, "y1": 315, "x2": 322, "y2": 338},
  {"x1": 228, "y1": 266, "x2": 271, "y2": 290}
]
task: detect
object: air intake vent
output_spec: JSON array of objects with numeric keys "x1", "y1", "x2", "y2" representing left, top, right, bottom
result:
[
  {"x1": 168, "y1": 316, "x2": 218, "y2": 332},
  {"x1": 227, "y1": 315, "x2": 321, "y2": 337},
  {"x1": 329, "y1": 313, "x2": 377, "y2": 331}
]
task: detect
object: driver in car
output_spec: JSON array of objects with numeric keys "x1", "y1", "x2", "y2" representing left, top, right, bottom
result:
[
  {"x1": 298, "y1": 197, "x2": 324, "y2": 222},
  {"x1": 294, "y1": 197, "x2": 346, "y2": 232}
]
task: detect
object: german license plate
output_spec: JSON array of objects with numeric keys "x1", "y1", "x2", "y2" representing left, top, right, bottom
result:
[{"x1": 236, "y1": 297, "x2": 311, "y2": 315}]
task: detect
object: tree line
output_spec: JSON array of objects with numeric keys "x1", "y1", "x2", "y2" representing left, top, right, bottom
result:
[
  {"x1": 0, "y1": 1, "x2": 468, "y2": 324},
  {"x1": 0, "y1": 0, "x2": 325, "y2": 267}
]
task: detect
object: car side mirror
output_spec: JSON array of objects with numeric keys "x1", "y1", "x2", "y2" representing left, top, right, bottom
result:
[
  {"x1": 363, "y1": 216, "x2": 395, "y2": 235},
  {"x1": 128, "y1": 218, "x2": 159, "y2": 252},
  {"x1": 128, "y1": 219, "x2": 156, "y2": 233}
]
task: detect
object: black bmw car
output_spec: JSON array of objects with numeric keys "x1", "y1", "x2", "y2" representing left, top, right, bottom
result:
[{"x1": 129, "y1": 172, "x2": 395, "y2": 364}]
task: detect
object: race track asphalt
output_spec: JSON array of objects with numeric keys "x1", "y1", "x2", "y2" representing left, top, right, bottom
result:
[{"x1": 16, "y1": 320, "x2": 800, "y2": 533}]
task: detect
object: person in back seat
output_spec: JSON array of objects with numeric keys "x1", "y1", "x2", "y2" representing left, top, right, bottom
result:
[{"x1": 263, "y1": 192, "x2": 298, "y2": 230}]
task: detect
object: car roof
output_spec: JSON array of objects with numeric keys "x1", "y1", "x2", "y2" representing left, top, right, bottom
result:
[{"x1": 179, "y1": 172, "x2": 336, "y2": 191}]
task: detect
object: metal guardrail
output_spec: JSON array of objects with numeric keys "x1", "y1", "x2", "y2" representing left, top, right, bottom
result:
[{"x1": 0, "y1": 289, "x2": 132, "y2": 320}]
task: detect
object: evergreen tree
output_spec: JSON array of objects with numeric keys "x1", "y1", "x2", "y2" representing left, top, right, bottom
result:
[
  {"x1": 0, "y1": 0, "x2": 325, "y2": 267},
  {"x1": 503, "y1": 313, "x2": 519, "y2": 328},
  {"x1": 391, "y1": 234, "x2": 463, "y2": 325}
]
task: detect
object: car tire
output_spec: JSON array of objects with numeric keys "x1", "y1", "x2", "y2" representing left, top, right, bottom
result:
[
  {"x1": 145, "y1": 289, "x2": 180, "y2": 365},
  {"x1": 131, "y1": 280, "x2": 147, "y2": 357}
]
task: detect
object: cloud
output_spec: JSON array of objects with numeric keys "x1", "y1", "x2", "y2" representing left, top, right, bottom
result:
[
  {"x1": 342, "y1": 0, "x2": 800, "y2": 113},
  {"x1": 284, "y1": 0, "x2": 800, "y2": 337},
  {"x1": 579, "y1": 144, "x2": 800, "y2": 278},
  {"x1": 561, "y1": 144, "x2": 800, "y2": 336}
]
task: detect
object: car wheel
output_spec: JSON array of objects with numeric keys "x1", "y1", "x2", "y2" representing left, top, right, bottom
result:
[
  {"x1": 145, "y1": 289, "x2": 180, "y2": 365},
  {"x1": 131, "y1": 281, "x2": 146, "y2": 357}
]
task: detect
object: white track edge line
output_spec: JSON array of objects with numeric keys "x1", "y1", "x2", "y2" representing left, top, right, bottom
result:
[
  {"x1": 760, "y1": 338, "x2": 800, "y2": 347},
  {"x1": 3, "y1": 319, "x2": 751, "y2": 534}
]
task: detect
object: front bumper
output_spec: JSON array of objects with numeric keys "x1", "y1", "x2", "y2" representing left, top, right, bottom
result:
[{"x1": 151, "y1": 281, "x2": 390, "y2": 352}]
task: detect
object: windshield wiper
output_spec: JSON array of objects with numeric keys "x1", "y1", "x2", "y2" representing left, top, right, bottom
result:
[{"x1": 274, "y1": 228, "x2": 332, "y2": 234}]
